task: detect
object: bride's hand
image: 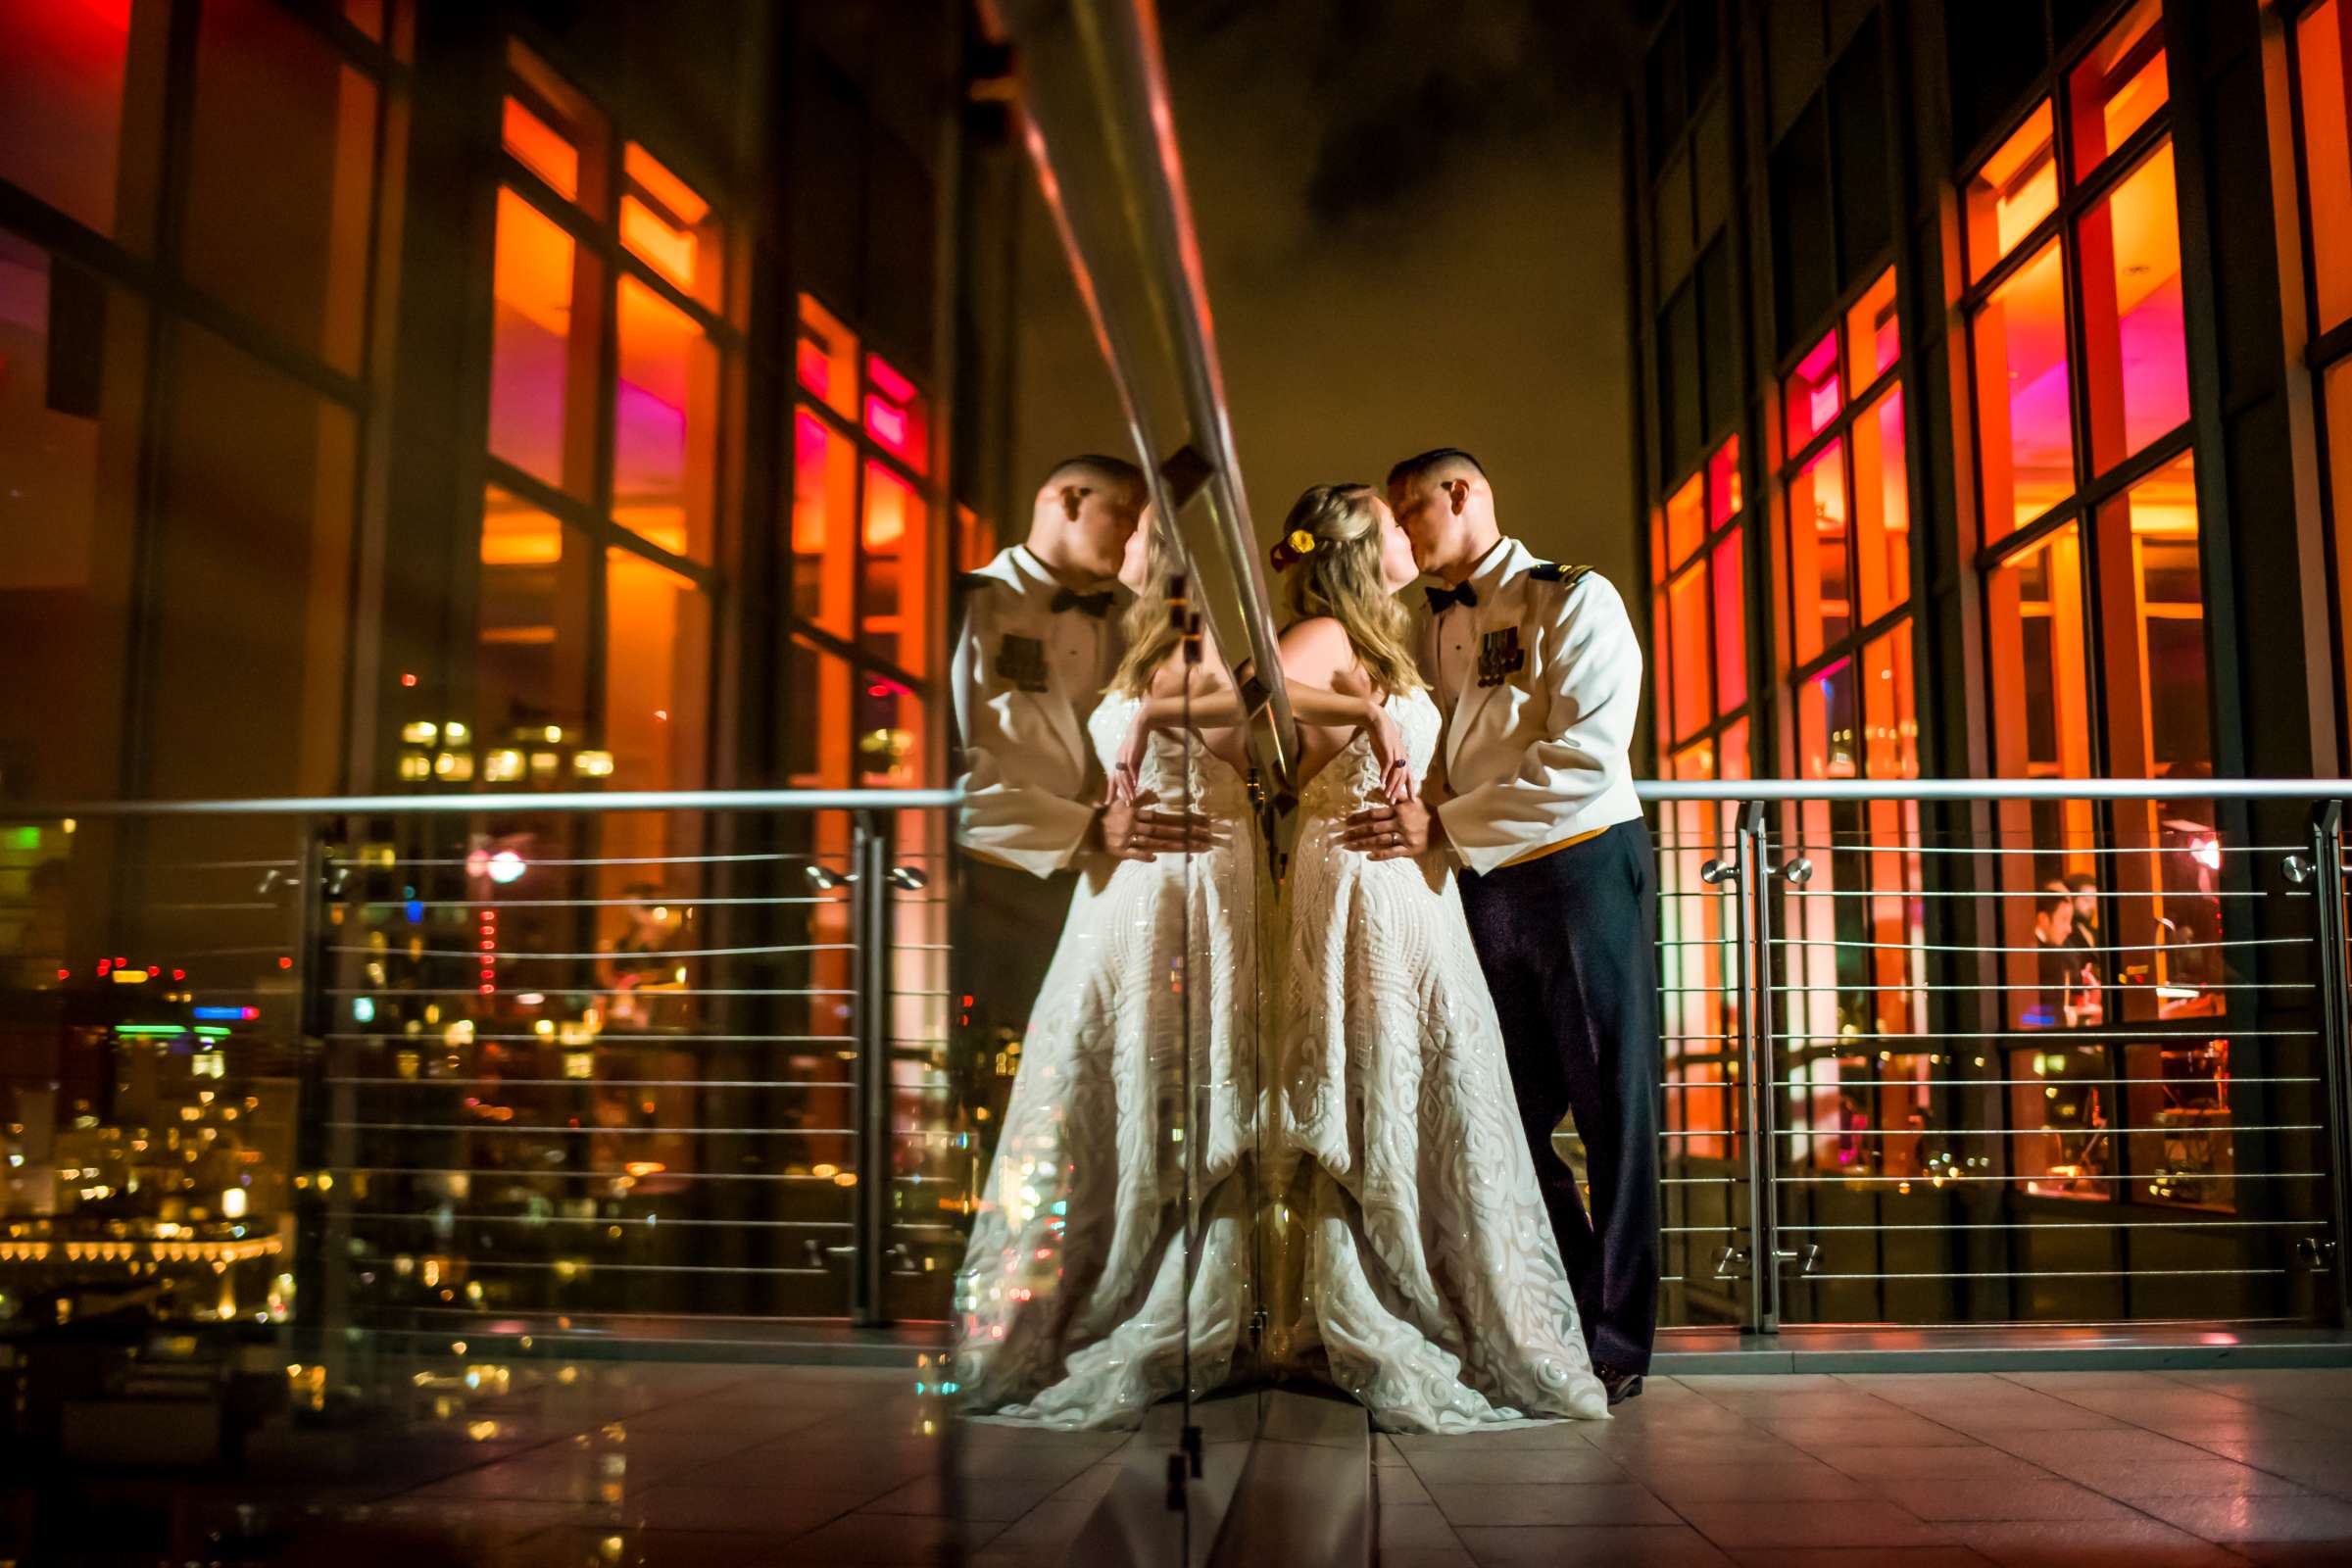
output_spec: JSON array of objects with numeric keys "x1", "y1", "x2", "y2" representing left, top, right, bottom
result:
[
  {"x1": 1370, "y1": 706, "x2": 1413, "y2": 803},
  {"x1": 1112, "y1": 705, "x2": 1153, "y2": 802}
]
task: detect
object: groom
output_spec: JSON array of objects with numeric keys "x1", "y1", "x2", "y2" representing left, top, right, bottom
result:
[{"x1": 1344, "y1": 447, "x2": 1659, "y2": 1403}]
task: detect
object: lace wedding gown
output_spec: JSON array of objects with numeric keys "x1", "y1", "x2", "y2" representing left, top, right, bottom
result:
[
  {"x1": 953, "y1": 693, "x2": 1261, "y2": 1428},
  {"x1": 1275, "y1": 686, "x2": 1610, "y2": 1430}
]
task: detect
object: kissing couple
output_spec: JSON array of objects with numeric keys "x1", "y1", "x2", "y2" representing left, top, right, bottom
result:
[{"x1": 952, "y1": 448, "x2": 1659, "y2": 1433}]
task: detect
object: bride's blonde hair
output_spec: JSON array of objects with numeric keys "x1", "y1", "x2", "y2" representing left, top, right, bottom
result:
[
  {"x1": 1276, "y1": 484, "x2": 1425, "y2": 696},
  {"x1": 1107, "y1": 512, "x2": 1184, "y2": 698}
]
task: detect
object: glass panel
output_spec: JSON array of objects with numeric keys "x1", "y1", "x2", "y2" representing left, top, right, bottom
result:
[
  {"x1": 1985, "y1": 523, "x2": 2091, "y2": 782},
  {"x1": 145, "y1": 325, "x2": 356, "y2": 797},
  {"x1": 1718, "y1": 713, "x2": 1750, "y2": 780},
  {"x1": 613, "y1": 274, "x2": 718, "y2": 563},
  {"x1": 1785, "y1": 328, "x2": 1841, "y2": 454},
  {"x1": 1966, "y1": 100, "x2": 2058, "y2": 281},
  {"x1": 1862, "y1": 618, "x2": 1919, "y2": 783},
  {"x1": 2080, "y1": 142, "x2": 2189, "y2": 471},
  {"x1": 1973, "y1": 238, "x2": 2076, "y2": 543},
  {"x1": 1852, "y1": 385, "x2": 1910, "y2": 624},
  {"x1": 1844, "y1": 267, "x2": 1899, "y2": 393},
  {"x1": 0, "y1": 0, "x2": 139, "y2": 240},
  {"x1": 502, "y1": 95, "x2": 578, "y2": 201},
  {"x1": 2068, "y1": 0, "x2": 2167, "y2": 178},
  {"x1": 2301, "y1": 0, "x2": 2352, "y2": 332},
  {"x1": 792, "y1": 407, "x2": 858, "y2": 638},
  {"x1": 1711, "y1": 527, "x2": 1745, "y2": 718},
  {"x1": 622, "y1": 141, "x2": 721, "y2": 309},
  {"x1": 489, "y1": 187, "x2": 600, "y2": 495},
  {"x1": 1651, "y1": 585, "x2": 1673, "y2": 758},
  {"x1": 604, "y1": 550, "x2": 709, "y2": 794},
  {"x1": 1668, "y1": 561, "x2": 1710, "y2": 742},
  {"x1": 184, "y1": 0, "x2": 378, "y2": 373},
  {"x1": 1664, "y1": 468, "x2": 1705, "y2": 569},
  {"x1": 0, "y1": 236, "x2": 148, "y2": 801},
  {"x1": 797, "y1": 293, "x2": 859, "y2": 421},
  {"x1": 785, "y1": 636, "x2": 856, "y2": 787},
  {"x1": 1787, "y1": 437, "x2": 1850, "y2": 667},
  {"x1": 1706, "y1": 434, "x2": 1742, "y2": 528},
  {"x1": 2330, "y1": 360, "x2": 2352, "y2": 746},
  {"x1": 860, "y1": 460, "x2": 929, "y2": 674},
  {"x1": 477, "y1": 483, "x2": 586, "y2": 752},
  {"x1": 864, "y1": 352, "x2": 929, "y2": 476},
  {"x1": 1797, "y1": 654, "x2": 1858, "y2": 778}
]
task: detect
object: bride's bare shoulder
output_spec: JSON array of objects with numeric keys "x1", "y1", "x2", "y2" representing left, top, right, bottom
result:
[{"x1": 1277, "y1": 615, "x2": 1352, "y2": 677}]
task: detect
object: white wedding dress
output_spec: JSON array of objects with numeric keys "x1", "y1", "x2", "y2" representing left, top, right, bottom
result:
[
  {"x1": 953, "y1": 693, "x2": 1260, "y2": 1428},
  {"x1": 1274, "y1": 686, "x2": 1610, "y2": 1430}
]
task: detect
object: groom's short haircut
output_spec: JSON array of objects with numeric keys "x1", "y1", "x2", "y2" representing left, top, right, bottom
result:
[
  {"x1": 1387, "y1": 447, "x2": 1489, "y2": 491},
  {"x1": 1044, "y1": 453, "x2": 1145, "y2": 493}
]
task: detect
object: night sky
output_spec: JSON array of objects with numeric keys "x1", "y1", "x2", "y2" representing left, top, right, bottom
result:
[{"x1": 1011, "y1": 0, "x2": 1644, "y2": 593}]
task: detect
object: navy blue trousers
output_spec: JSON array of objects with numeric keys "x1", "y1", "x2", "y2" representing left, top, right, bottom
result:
[{"x1": 1458, "y1": 818, "x2": 1661, "y2": 1375}]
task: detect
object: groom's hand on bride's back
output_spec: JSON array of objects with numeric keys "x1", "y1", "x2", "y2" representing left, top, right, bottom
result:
[
  {"x1": 1094, "y1": 792, "x2": 1220, "y2": 860},
  {"x1": 1341, "y1": 797, "x2": 1445, "y2": 860}
]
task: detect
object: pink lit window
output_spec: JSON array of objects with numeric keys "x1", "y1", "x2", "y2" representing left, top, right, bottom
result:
[
  {"x1": 1966, "y1": 102, "x2": 2058, "y2": 282},
  {"x1": 2080, "y1": 142, "x2": 2189, "y2": 471},
  {"x1": 2069, "y1": 0, "x2": 2167, "y2": 180},
  {"x1": 1706, "y1": 436, "x2": 1741, "y2": 529},
  {"x1": 863, "y1": 353, "x2": 929, "y2": 475},
  {"x1": 1785, "y1": 331, "x2": 1841, "y2": 454},
  {"x1": 1787, "y1": 438, "x2": 1850, "y2": 668},
  {"x1": 1973, "y1": 238, "x2": 2075, "y2": 543},
  {"x1": 1711, "y1": 527, "x2": 1745, "y2": 718}
]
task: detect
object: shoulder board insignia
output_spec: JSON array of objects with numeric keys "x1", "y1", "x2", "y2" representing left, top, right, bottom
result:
[{"x1": 1525, "y1": 562, "x2": 1592, "y2": 587}]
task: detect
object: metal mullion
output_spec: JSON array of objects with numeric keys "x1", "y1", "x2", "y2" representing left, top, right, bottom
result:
[
  {"x1": 782, "y1": 616, "x2": 925, "y2": 701},
  {"x1": 271, "y1": 0, "x2": 398, "y2": 77},
  {"x1": 1975, "y1": 500, "x2": 2087, "y2": 579},
  {"x1": 497, "y1": 152, "x2": 612, "y2": 260},
  {"x1": 2313, "y1": 319, "x2": 2352, "y2": 373},
  {"x1": 483, "y1": 455, "x2": 597, "y2": 529},
  {"x1": 615, "y1": 248, "x2": 736, "y2": 349}
]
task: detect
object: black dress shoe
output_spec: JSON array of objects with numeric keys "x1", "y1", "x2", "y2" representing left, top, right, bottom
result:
[{"x1": 1595, "y1": 1363, "x2": 1644, "y2": 1405}]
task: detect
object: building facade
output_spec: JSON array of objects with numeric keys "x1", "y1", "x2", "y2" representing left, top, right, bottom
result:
[
  {"x1": 1630, "y1": 0, "x2": 2352, "y2": 1327},
  {"x1": 0, "y1": 0, "x2": 1012, "y2": 1336}
]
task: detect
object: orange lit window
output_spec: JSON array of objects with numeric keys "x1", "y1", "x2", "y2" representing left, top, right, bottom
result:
[
  {"x1": 1966, "y1": 101, "x2": 2058, "y2": 281},
  {"x1": 489, "y1": 187, "x2": 598, "y2": 495},
  {"x1": 478, "y1": 484, "x2": 582, "y2": 746},
  {"x1": 1844, "y1": 268, "x2": 1898, "y2": 394},
  {"x1": 863, "y1": 353, "x2": 929, "y2": 476},
  {"x1": 1668, "y1": 561, "x2": 1710, "y2": 741},
  {"x1": 792, "y1": 408, "x2": 857, "y2": 638},
  {"x1": 2068, "y1": 0, "x2": 2167, "y2": 179},
  {"x1": 1664, "y1": 469, "x2": 1705, "y2": 568},
  {"x1": 1798, "y1": 655, "x2": 1857, "y2": 778},
  {"x1": 1711, "y1": 529, "x2": 1745, "y2": 720},
  {"x1": 1706, "y1": 435, "x2": 1742, "y2": 528},
  {"x1": 0, "y1": 0, "x2": 134, "y2": 240},
  {"x1": 1785, "y1": 330, "x2": 1841, "y2": 454},
  {"x1": 798, "y1": 294, "x2": 859, "y2": 421},
  {"x1": 860, "y1": 461, "x2": 929, "y2": 674},
  {"x1": 2299, "y1": 0, "x2": 2352, "y2": 332},
  {"x1": 613, "y1": 275, "x2": 717, "y2": 562},
  {"x1": 1717, "y1": 714, "x2": 1750, "y2": 780},
  {"x1": 621, "y1": 142, "x2": 719, "y2": 307},
  {"x1": 1984, "y1": 522, "x2": 2090, "y2": 782},
  {"x1": 1787, "y1": 437, "x2": 1850, "y2": 667},
  {"x1": 1650, "y1": 584, "x2": 1672, "y2": 739},
  {"x1": 2079, "y1": 142, "x2": 2188, "y2": 472},
  {"x1": 2093, "y1": 450, "x2": 2208, "y2": 781},
  {"x1": 1861, "y1": 619, "x2": 1918, "y2": 783},
  {"x1": 605, "y1": 549, "x2": 709, "y2": 793},
  {"x1": 503, "y1": 96, "x2": 578, "y2": 200},
  {"x1": 1972, "y1": 239, "x2": 2074, "y2": 543},
  {"x1": 1851, "y1": 386, "x2": 1909, "y2": 624},
  {"x1": 2329, "y1": 360, "x2": 2352, "y2": 746}
]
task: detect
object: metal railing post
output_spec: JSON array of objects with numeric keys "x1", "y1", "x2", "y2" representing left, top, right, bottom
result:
[
  {"x1": 288, "y1": 819, "x2": 342, "y2": 1366},
  {"x1": 2309, "y1": 802, "x2": 2352, "y2": 1327},
  {"x1": 1734, "y1": 802, "x2": 1781, "y2": 1336},
  {"x1": 851, "y1": 809, "x2": 894, "y2": 1327}
]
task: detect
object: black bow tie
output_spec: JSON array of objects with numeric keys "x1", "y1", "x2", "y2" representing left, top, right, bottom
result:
[
  {"x1": 1424, "y1": 582, "x2": 1478, "y2": 615},
  {"x1": 1051, "y1": 587, "x2": 1115, "y2": 618}
]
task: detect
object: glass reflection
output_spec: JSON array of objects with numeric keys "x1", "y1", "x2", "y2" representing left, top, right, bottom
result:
[{"x1": 1974, "y1": 239, "x2": 2075, "y2": 542}]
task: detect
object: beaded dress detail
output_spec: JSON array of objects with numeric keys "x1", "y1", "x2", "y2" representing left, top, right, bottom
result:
[{"x1": 1275, "y1": 686, "x2": 1609, "y2": 1430}]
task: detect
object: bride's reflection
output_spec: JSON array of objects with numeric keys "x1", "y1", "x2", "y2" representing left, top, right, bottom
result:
[{"x1": 954, "y1": 508, "x2": 1258, "y2": 1429}]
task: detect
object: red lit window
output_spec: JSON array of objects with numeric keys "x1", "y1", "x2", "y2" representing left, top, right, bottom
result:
[
  {"x1": 1710, "y1": 529, "x2": 1745, "y2": 719},
  {"x1": 0, "y1": 0, "x2": 136, "y2": 240},
  {"x1": 1843, "y1": 268, "x2": 1898, "y2": 394},
  {"x1": 863, "y1": 353, "x2": 929, "y2": 476},
  {"x1": 1784, "y1": 331, "x2": 1841, "y2": 453},
  {"x1": 798, "y1": 294, "x2": 859, "y2": 421},
  {"x1": 1647, "y1": 434, "x2": 1745, "y2": 773},
  {"x1": 2300, "y1": 0, "x2": 2352, "y2": 333}
]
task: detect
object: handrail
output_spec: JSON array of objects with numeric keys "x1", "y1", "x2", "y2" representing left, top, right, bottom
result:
[
  {"x1": 5, "y1": 780, "x2": 2348, "y2": 818},
  {"x1": 1, "y1": 788, "x2": 963, "y2": 818}
]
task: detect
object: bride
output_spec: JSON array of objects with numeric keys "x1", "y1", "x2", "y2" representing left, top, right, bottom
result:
[
  {"x1": 952, "y1": 512, "x2": 1259, "y2": 1428},
  {"x1": 1269, "y1": 483, "x2": 1609, "y2": 1431}
]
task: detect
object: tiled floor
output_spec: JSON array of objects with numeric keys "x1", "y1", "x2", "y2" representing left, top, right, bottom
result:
[{"x1": 1378, "y1": 1369, "x2": 2352, "y2": 1567}]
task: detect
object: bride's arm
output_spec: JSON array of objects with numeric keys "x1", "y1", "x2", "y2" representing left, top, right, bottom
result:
[{"x1": 1276, "y1": 619, "x2": 1412, "y2": 800}]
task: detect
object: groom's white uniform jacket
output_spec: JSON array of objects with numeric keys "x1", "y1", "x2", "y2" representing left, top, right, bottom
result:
[
  {"x1": 1423, "y1": 535, "x2": 1645, "y2": 877},
  {"x1": 951, "y1": 544, "x2": 1127, "y2": 878}
]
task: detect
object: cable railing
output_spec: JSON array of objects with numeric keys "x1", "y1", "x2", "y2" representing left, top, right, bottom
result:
[{"x1": 2, "y1": 777, "x2": 2348, "y2": 1363}]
